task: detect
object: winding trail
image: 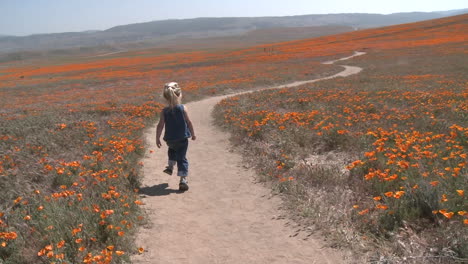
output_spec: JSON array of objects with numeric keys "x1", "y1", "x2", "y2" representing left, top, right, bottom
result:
[{"x1": 132, "y1": 51, "x2": 365, "y2": 264}]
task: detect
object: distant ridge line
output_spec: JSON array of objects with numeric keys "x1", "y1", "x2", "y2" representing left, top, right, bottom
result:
[{"x1": 0, "y1": 9, "x2": 466, "y2": 54}]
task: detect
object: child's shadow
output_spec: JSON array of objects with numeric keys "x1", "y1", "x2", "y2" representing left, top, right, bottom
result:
[{"x1": 139, "y1": 183, "x2": 182, "y2": 196}]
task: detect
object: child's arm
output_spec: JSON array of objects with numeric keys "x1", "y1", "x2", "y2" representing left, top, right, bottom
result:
[
  {"x1": 183, "y1": 106, "x2": 196, "y2": 140},
  {"x1": 156, "y1": 110, "x2": 165, "y2": 148}
]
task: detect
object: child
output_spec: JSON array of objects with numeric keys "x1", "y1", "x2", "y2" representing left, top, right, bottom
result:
[{"x1": 156, "y1": 82, "x2": 196, "y2": 191}]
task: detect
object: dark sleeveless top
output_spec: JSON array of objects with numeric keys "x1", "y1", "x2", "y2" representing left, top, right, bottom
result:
[{"x1": 163, "y1": 104, "x2": 191, "y2": 142}]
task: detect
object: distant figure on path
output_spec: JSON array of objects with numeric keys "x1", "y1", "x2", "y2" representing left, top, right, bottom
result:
[{"x1": 156, "y1": 82, "x2": 196, "y2": 191}]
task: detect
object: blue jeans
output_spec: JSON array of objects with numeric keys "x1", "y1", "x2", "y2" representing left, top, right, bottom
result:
[{"x1": 166, "y1": 139, "x2": 189, "y2": 177}]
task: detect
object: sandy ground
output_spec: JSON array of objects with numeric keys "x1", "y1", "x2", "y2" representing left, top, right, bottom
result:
[{"x1": 132, "y1": 52, "x2": 365, "y2": 264}]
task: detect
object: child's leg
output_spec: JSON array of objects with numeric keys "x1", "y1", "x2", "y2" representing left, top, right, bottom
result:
[
  {"x1": 163, "y1": 146, "x2": 177, "y2": 175},
  {"x1": 167, "y1": 147, "x2": 177, "y2": 168},
  {"x1": 177, "y1": 153, "x2": 189, "y2": 191},
  {"x1": 175, "y1": 139, "x2": 189, "y2": 178},
  {"x1": 170, "y1": 139, "x2": 189, "y2": 191},
  {"x1": 177, "y1": 157, "x2": 189, "y2": 178}
]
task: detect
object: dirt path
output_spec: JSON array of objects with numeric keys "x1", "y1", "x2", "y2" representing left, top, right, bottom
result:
[
  {"x1": 132, "y1": 51, "x2": 365, "y2": 264},
  {"x1": 83, "y1": 50, "x2": 128, "y2": 58}
]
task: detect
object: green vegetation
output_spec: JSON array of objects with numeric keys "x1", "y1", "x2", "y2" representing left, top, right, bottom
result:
[{"x1": 213, "y1": 45, "x2": 467, "y2": 262}]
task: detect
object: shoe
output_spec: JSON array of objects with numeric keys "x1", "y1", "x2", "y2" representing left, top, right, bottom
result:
[
  {"x1": 179, "y1": 182, "x2": 189, "y2": 191},
  {"x1": 179, "y1": 178, "x2": 189, "y2": 191},
  {"x1": 163, "y1": 166, "x2": 173, "y2": 175}
]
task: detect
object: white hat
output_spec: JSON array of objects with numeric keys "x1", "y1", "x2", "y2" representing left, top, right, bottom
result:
[{"x1": 165, "y1": 82, "x2": 179, "y2": 89}]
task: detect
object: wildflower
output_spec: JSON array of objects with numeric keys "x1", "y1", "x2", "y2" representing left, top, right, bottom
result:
[
  {"x1": 0, "y1": 232, "x2": 17, "y2": 240},
  {"x1": 72, "y1": 227, "x2": 82, "y2": 236},
  {"x1": 384, "y1": 174, "x2": 398, "y2": 181},
  {"x1": 456, "y1": 190, "x2": 464, "y2": 197},
  {"x1": 347, "y1": 160, "x2": 364, "y2": 170},
  {"x1": 441, "y1": 211, "x2": 454, "y2": 219},
  {"x1": 14, "y1": 196, "x2": 22, "y2": 204},
  {"x1": 376, "y1": 204, "x2": 388, "y2": 210},
  {"x1": 358, "y1": 209, "x2": 369, "y2": 215},
  {"x1": 441, "y1": 194, "x2": 448, "y2": 202},
  {"x1": 397, "y1": 160, "x2": 409, "y2": 169},
  {"x1": 57, "y1": 240, "x2": 65, "y2": 248},
  {"x1": 365, "y1": 171, "x2": 376, "y2": 180},
  {"x1": 104, "y1": 210, "x2": 114, "y2": 216},
  {"x1": 429, "y1": 181, "x2": 439, "y2": 187},
  {"x1": 393, "y1": 191, "x2": 405, "y2": 199},
  {"x1": 384, "y1": 192, "x2": 393, "y2": 197},
  {"x1": 46, "y1": 251, "x2": 54, "y2": 258}
]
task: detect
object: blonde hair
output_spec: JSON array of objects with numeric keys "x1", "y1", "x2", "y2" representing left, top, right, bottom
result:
[{"x1": 163, "y1": 82, "x2": 182, "y2": 109}]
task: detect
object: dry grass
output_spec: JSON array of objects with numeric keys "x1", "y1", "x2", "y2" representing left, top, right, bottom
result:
[
  {"x1": 213, "y1": 36, "x2": 467, "y2": 263},
  {"x1": 0, "y1": 26, "x2": 339, "y2": 263},
  {"x1": 0, "y1": 14, "x2": 466, "y2": 263}
]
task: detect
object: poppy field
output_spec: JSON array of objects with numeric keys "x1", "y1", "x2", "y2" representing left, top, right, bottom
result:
[
  {"x1": 0, "y1": 13, "x2": 467, "y2": 263},
  {"x1": 214, "y1": 14, "x2": 467, "y2": 262},
  {"x1": 0, "y1": 20, "x2": 339, "y2": 264}
]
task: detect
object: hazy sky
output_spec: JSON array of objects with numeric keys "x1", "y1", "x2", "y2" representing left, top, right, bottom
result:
[{"x1": 1, "y1": 0, "x2": 466, "y2": 36}]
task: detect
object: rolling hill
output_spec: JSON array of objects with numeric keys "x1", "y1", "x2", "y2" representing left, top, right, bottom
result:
[
  {"x1": 0, "y1": 9, "x2": 466, "y2": 54},
  {"x1": 0, "y1": 12, "x2": 466, "y2": 263}
]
